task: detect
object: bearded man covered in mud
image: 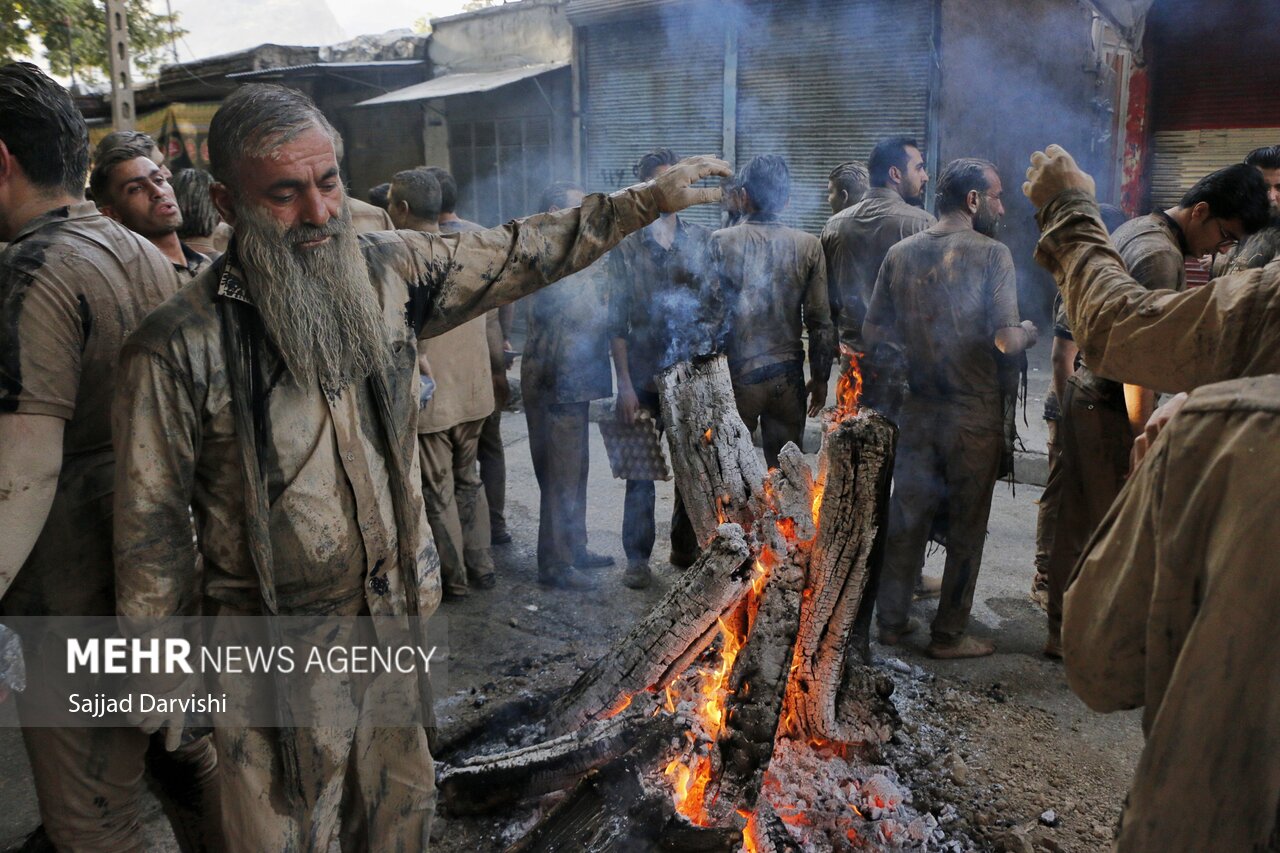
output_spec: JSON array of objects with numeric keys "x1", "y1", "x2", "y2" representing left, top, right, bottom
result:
[{"x1": 111, "y1": 82, "x2": 729, "y2": 849}]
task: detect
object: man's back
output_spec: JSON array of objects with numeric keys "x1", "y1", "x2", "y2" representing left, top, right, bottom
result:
[
  {"x1": 867, "y1": 226, "x2": 1019, "y2": 408},
  {"x1": 1111, "y1": 213, "x2": 1186, "y2": 293},
  {"x1": 521, "y1": 264, "x2": 613, "y2": 405},
  {"x1": 713, "y1": 218, "x2": 830, "y2": 378},
  {"x1": 821, "y1": 187, "x2": 935, "y2": 344},
  {"x1": 0, "y1": 203, "x2": 178, "y2": 615}
]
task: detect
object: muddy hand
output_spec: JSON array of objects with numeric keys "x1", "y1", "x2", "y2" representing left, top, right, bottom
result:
[
  {"x1": 807, "y1": 379, "x2": 828, "y2": 418},
  {"x1": 1023, "y1": 145, "x2": 1096, "y2": 209},
  {"x1": 651, "y1": 156, "x2": 734, "y2": 213}
]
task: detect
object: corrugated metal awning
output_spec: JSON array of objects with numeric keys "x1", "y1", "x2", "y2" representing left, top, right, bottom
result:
[
  {"x1": 354, "y1": 62, "x2": 569, "y2": 107},
  {"x1": 1086, "y1": 0, "x2": 1155, "y2": 46},
  {"x1": 227, "y1": 60, "x2": 423, "y2": 80},
  {"x1": 566, "y1": 0, "x2": 689, "y2": 25}
]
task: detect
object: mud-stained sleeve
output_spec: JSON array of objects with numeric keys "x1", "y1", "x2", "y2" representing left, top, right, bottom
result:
[
  {"x1": 0, "y1": 263, "x2": 84, "y2": 418},
  {"x1": 803, "y1": 240, "x2": 835, "y2": 383},
  {"x1": 1061, "y1": 428, "x2": 1164, "y2": 714},
  {"x1": 863, "y1": 251, "x2": 898, "y2": 340},
  {"x1": 389, "y1": 185, "x2": 660, "y2": 339},
  {"x1": 112, "y1": 342, "x2": 202, "y2": 639},
  {"x1": 1035, "y1": 190, "x2": 1280, "y2": 393},
  {"x1": 989, "y1": 243, "x2": 1021, "y2": 333},
  {"x1": 819, "y1": 223, "x2": 845, "y2": 330},
  {"x1": 605, "y1": 245, "x2": 632, "y2": 342},
  {"x1": 1123, "y1": 240, "x2": 1185, "y2": 294}
]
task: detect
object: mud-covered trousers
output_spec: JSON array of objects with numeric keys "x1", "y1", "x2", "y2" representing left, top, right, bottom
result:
[
  {"x1": 525, "y1": 401, "x2": 591, "y2": 571},
  {"x1": 731, "y1": 362, "x2": 807, "y2": 468},
  {"x1": 419, "y1": 418, "x2": 495, "y2": 594},
  {"x1": 622, "y1": 390, "x2": 698, "y2": 565},
  {"x1": 1045, "y1": 377, "x2": 1132, "y2": 640},
  {"x1": 17, "y1": 636, "x2": 220, "y2": 853},
  {"x1": 875, "y1": 397, "x2": 1004, "y2": 644},
  {"x1": 478, "y1": 408, "x2": 508, "y2": 539}
]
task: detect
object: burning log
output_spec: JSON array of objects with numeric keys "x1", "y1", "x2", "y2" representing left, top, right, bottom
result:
[
  {"x1": 752, "y1": 443, "x2": 817, "y2": 554},
  {"x1": 784, "y1": 412, "x2": 897, "y2": 744},
  {"x1": 659, "y1": 356, "x2": 768, "y2": 543},
  {"x1": 439, "y1": 712, "x2": 675, "y2": 815},
  {"x1": 550, "y1": 525, "x2": 753, "y2": 732},
  {"x1": 745, "y1": 799, "x2": 805, "y2": 853},
  {"x1": 711, "y1": 548, "x2": 806, "y2": 818}
]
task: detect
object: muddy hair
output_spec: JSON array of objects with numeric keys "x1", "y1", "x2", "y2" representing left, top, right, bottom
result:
[
  {"x1": 828, "y1": 161, "x2": 869, "y2": 201},
  {"x1": 207, "y1": 83, "x2": 339, "y2": 189},
  {"x1": 634, "y1": 148, "x2": 679, "y2": 181},
  {"x1": 935, "y1": 158, "x2": 996, "y2": 215},
  {"x1": 424, "y1": 167, "x2": 458, "y2": 213},
  {"x1": 390, "y1": 168, "x2": 442, "y2": 221},
  {"x1": 172, "y1": 168, "x2": 220, "y2": 239},
  {"x1": 88, "y1": 136, "x2": 157, "y2": 203},
  {"x1": 539, "y1": 181, "x2": 584, "y2": 213},
  {"x1": 739, "y1": 154, "x2": 791, "y2": 215},
  {"x1": 0, "y1": 62, "x2": 89, "y2": 196}
]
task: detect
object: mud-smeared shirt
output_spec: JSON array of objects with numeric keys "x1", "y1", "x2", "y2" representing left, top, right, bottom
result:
[
  {"x1": 520, "y1": 262, "x2": 614, "y2": 406},
  {"x1": 1071, "y1": 212, "x2": 1187, "y2": 395},
  {"x1": 606, "y1": 216, "x2": 716, "y2": 393},
  {"x1": 1034, "y1": 189, "x2": 1280, "y2": 394},
  {"x1": 0, "y1": 202, "x2": 179, "y2": 616},
  {"x1": 712, "y1": 216, "x2": 835, "y2": 383},
  {"x1": 1062, "y1": 375, "x2": 1280, "y2": 853},
  {"x1": 865, "y1": 225, "x2": 1021, "y2": 412},
  {"x1": 113, "y1": 186, "x2": 660, "y2": 642},
  {"x1": 820, "y1": 187, "x2": 936, "y2": 346},
  {"x1": 417, "y1": 311, "x2": 497, "y2": 433}
]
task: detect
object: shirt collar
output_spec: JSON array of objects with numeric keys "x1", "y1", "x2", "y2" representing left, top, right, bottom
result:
[
  {"x1": 641, "y1": 215, "x2": 687, "y2": 249},
  {"x1": 215, "y1": 241, "x2": 254, "y2": 305},
  {"x1": 11, "y1": 201, "x2": 99, "y2": 243},
  {"x1": 177, "y1": 240, "x2": 210, "y2": 275},
  {"x1": 1152, "y1": 209, "x2": 1191, "y2": 257}
]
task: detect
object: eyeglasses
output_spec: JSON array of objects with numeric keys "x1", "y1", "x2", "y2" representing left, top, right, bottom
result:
[{"x1": 1213, "y1": 219, "x2": 1240, "y2": 251}]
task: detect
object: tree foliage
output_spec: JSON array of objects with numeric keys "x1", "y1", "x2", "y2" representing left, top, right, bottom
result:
[{"x1": 0, "y1": 0, "x2": 185, "y2": 84}]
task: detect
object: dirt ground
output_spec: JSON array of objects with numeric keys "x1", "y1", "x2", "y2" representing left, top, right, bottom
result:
[{"x1": 0, "y1": 352, "x2": 1144, "y2": 852}]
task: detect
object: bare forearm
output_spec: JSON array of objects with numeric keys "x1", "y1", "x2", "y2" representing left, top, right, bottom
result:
[
  {"x1": 1051, "y1": 337, "x2": 1079, "y2": 403},
  {"x1": 610, "y1": 337, "x2": 633, "y2": 392},
  {"x1": 0, "y1": 415, "x2": 64, "y2": 597},
  {"x1": 1124, "y1": 384, "x2": 1156, "y2": 435}
]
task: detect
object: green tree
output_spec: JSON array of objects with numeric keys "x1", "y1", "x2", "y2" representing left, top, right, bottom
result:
[{"x1": 0, "y1": 0, "x2": 185, "y2": 85}]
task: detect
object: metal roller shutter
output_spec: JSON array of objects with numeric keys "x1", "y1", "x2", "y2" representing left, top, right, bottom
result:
[
  {"x1": 580, "y1": 5, "x2": 725, "y2": 228},
  {"x1": 1147, "y1": 0, "x2": 1280, "y2": 207},
  {"x1": 735, "y1": 0, "x2": 934, "y2": 234}
]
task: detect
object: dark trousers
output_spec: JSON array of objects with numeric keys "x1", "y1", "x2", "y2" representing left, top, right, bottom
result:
[
  {"x1": 1034, "y1": 414, "x2": 1062, "y2": 576},
  {"x1": 525, "y1": 401, "x2": 590, "y2": 571},
  {"x1": 732, "y1": 365, "x2": 807, "y2": 468},
  {"x1": 478, "y1": 408, "x2": 507, "y2": 537},
  {"x1": 1046, "y1": 379, "x2": 1133, "y2": 637},
  {"x1": 875, "y1": 398, "x2": 1005, "y2": 644},
  {"x1": 622, "y1": 390, "x2": 698, "y2": 564}
]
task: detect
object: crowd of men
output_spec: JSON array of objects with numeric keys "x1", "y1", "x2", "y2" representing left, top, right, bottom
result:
[{"x1": 1, "y1": 57, "x2": 1278, "y2": 851}]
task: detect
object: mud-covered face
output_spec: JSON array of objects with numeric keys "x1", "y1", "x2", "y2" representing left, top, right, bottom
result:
[
  {"x1": 101, "y1": 156, "x2": 182, "y2": 238},
  {"x1": 973, "y1": 171, "x2": 1005, "y2": 237},
  {"x1": 897, "y1": 145, "x2": 929, "y2": 207}
]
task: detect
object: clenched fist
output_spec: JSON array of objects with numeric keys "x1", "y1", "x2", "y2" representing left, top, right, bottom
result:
[
  {"x1": 649, "y1": 155, "x2": 734, "y2": 213},
  {"x1": 1023, "y1": 145, "x2": 1097, "y2": 209}
]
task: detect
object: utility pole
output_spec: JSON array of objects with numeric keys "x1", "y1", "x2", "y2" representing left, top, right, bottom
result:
[{"x1": 105, "y1": 0, "x2": 136, "y2": 130}]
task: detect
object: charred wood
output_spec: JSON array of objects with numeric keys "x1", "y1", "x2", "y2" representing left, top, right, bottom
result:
[
  {"x1": 659, "y1": 356, "x2": 768, "y2": 544},
  {"x1": 784, "y1": 412, "x2": 897, "y2": 743},
  {"x1": 550, "y1": 525, "x2": 753, "y2": 732},
  {"x1": 439, "y1": 712, "x2": 675, "y2": 815}
]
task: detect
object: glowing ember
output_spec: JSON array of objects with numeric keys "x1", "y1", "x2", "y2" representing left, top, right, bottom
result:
[
  {"x1": 810, "y1": 482, "x2": 824, "y2": 527},
  {"x1": 704, "y1": 427, "x2": 714, "y2": 444},
  {"x1": 832, "y1": 345, "x2": 865, "y2": 420},
  {"x1": 603, "y1": 694, "x2": 633, "y2": 718}
]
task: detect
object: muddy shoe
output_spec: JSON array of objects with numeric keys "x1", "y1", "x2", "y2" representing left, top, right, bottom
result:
[
  {"x1": 622, "y1": 561, "x2": 652, "y2": 589},
  {"x1": 574, "y1": 550, "x2": 616, "y2": 570},
  {"x1": 913, "y1": 574, "x2": 943, "y2": 600},
  {"x1": 490, "y1": 528, "x2": 513, "y2": 546},
  {"x1": 926, "y1": 635, "x2": 996, "y2": 659},
  {"x1": 878, "y1": 617, "x2": 920, "y2": 646},
  {"x1": 471, "y1": 572, "x2": 497, "y2": 590},
  {"x1": 1030, "y1": 571, "x2": 1050, "y2": 611},
  {"x1": 669, "y1": 550, "x2": 697, "y2": 569},
  {"x1": 442, "y1": 585, "x2": 469, "y2": 601},
  {"x1": 538, "y1": 566, "x2": 597, "y2": 590},
  {"x1": 1043, "y1": 631, "x2": 1063, "y2": 660}
]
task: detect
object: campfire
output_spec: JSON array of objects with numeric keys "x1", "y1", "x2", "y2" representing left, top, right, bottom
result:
[{"x1": 436, "y1": 353, "x2": 942, "y2": 851}]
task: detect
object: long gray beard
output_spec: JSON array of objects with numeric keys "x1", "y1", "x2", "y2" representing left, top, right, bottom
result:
[{"x1": 234, "y1": 200, "x2": 391, "y2": 390}]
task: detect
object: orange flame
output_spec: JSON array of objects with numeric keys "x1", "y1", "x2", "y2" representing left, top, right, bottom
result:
[
  {"x1": 833, "y1": 345, "x2": 865, "y2": 419},
  {"x1": 742, "y1": 810, "x2": 763, "y2": 853},
  {"x1": 704, "y1": 428, "x2": 714, "y2": 444},
  {"x1": 810, "y1": 482, "x2": 824, "y2": 527},
  {"x1": 603, "y1": 694, "x2": 633, "y2": 719}
]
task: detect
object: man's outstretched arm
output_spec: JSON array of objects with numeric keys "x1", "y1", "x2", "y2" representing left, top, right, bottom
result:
[
  {"x1": 1025, "y1": 145, "x2": 1280, "y2": 393},
  {"x1": 390, "y1": 156, "x2": 732, "y2": 339}
]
